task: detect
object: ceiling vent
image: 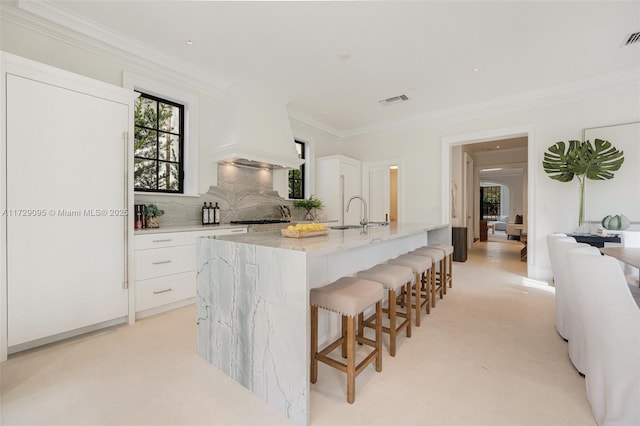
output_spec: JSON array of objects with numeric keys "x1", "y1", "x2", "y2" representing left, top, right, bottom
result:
[
  {"x1": 379, "y1": 94, "x2": 409, "y2": 105},
  {"x1": 624, "y1": 31, "x2": 640, "y2": 46}
]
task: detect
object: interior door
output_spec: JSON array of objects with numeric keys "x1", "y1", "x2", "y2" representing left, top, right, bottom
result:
[
  {"x1": 464, "y1": 153, "x2": 474, "y2": 248},
  {"x1": 7, "y1": 74, "x2": 129, "y2": 347},
  {"x1": 368, "y1": 166, "x2": 390, "y2": 222}
]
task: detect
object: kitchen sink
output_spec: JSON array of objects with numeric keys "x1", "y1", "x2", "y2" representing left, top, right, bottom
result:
[{"x1": 329, "y1": 225, "x2": 363, "y2": 230}]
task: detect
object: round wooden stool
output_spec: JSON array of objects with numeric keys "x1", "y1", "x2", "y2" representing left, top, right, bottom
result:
[{"x1": 310, "y1": 277, "x2": 384, "y2": 404}]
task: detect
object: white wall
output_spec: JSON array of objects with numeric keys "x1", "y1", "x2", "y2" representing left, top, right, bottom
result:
[
  {"x1": 2, "y1": 14, "x2": 639, "y2": 280},
  {"x1": 340, "y1": 86, "x2": 639, "y2": 279}
]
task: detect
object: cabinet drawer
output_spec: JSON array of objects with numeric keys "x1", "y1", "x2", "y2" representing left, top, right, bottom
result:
[
  {"x1": 135, "y1": 233, "x2": 187, "y2": 250},
  {"x1": 134, "y1": 245, "x2": 195, "y2": 280},
  {"x1": 135, "y1": 272, "x2": 195, "y2": 312},
  {"x1": 184, "y1": 227, "x2": 247, "y2": 245}
]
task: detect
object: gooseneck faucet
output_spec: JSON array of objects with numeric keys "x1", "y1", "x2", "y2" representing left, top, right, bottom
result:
[{"x1": 346, "y1": 195, "x2": 368, "y2": 230}]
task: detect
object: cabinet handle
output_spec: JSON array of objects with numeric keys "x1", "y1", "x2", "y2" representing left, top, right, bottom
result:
[
  {"x1": 152, "y1": 238, "x2": 172, "y2": 243},
  {"x1": 153, "y1": 288, "x2": 173, "y2": 295},
  {"x1": 152, "y1": 260, "x2": 172, "y2": 265}
]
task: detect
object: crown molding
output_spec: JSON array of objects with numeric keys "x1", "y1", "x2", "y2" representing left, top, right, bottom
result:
[
  {"x1": 288, "y1": 110, "x2": 344, "y2": 140},
  {"x1": 4, "y1": 0, "x2": 230, "y2": 98},
  {"x1": 338, "y1": 69, "x2": 639, "y2": 139},
  {"x1": 4, "y1": 1, "x2": 638, "y2": 139}
]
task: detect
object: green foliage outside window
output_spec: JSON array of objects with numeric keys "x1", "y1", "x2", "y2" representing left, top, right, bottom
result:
[
  {"x1": 134, "y1": 93, "x2": 184, "y2": 192},
  {"x1": 288, "y1": 141, "x2": 305, "y2": 199}
]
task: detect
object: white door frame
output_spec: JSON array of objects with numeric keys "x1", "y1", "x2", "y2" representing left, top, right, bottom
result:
[
  {"x1": 441, "y1": 125, "x2": 536, "y2": 276},
  {"x1": 362, "y1": 159, "x2": 404, "y2": 223}
]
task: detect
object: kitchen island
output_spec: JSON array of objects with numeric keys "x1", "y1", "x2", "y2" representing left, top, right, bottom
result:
[{"x1": 196, "y1": 222, "x2": 448, "y2": 425}]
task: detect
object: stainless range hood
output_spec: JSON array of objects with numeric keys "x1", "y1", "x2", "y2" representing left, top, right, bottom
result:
[{"x1": 212, "y1": 84, "x2": 304, "y2": 170}]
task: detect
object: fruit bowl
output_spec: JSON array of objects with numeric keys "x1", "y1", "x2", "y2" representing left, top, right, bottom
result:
[{"x1": 281, "y1": 223, "x2": 330, "y2": 238}]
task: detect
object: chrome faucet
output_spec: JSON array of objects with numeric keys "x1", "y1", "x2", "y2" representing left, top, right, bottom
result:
[{"x1": 346, "y1": 195, "x2": 368, "y2": 230}]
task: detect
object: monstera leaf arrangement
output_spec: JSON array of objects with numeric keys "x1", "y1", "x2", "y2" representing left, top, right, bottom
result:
[{"x1": 542, "y1": 139, "x2": 624, "y2": 230}]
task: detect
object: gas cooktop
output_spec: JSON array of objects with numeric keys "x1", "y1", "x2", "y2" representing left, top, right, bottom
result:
[{"x1": 230, "y1": 219, "x2": 291, "y2": 225}]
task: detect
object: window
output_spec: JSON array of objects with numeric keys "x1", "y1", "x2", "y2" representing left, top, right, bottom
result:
[
  {"x1": 134, "y1": 92, "x2": 184, "y2": 193},
  {"x1": 480, "y1": 185, "x2": 501, "y2": 220},
  {"x1": 288, "y1": 140, "x2": 305, "y2": 199}
]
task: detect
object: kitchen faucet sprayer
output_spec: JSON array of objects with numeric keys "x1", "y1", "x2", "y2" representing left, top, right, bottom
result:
[{"x1": 346, "y1": 195, "x2": 368, "y2": 230}]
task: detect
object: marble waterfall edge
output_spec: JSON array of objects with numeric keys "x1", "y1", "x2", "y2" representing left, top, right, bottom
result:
[{"x1": 196, "y1": 237, "x2": 308, "y2": 425}]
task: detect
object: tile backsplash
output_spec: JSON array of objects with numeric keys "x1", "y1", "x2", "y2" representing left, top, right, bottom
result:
[{"x1": 134, "y1": 164, "x2": 301, "y2": 226}]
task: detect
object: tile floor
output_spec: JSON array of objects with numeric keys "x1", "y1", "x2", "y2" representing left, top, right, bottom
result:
[{"x1": 0, "y1": 240, "x2": 595, "y2": 425}]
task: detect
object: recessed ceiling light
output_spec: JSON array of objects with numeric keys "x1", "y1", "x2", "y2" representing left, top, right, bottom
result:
[
  {"x1": 337, "y1": 53, "x2": 351, "y2": 60},
  {"x1": 186, "y1": 40, "x2": 193, "y2": 45},
  {"x1": 473, "y1": 67, "x2": 480, "y2": 72},
  {"x1": 323, "y1": 111, "x2": 329, "y2": 114}
]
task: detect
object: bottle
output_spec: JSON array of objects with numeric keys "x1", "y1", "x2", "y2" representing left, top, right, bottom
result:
[
  {"x1": 213, "y1": 202, "x2": 220, "y2": 225},
  {"x1": 135, "y1": 207, "x2": 143, "y2": 230},
  {"x1": 208, "y1": 202, "x2": 215, "y2": 225},
  {"x1": 202, "y1": 202, "x2": 209, "y2": 225}
]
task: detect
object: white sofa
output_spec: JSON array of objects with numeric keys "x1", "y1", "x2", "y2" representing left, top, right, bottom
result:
[
  {"x1": 506, "y1": 223, "x2": 524, "y2": 238},
  {"x1": 489, "y1": 215, "x2": 509, "y2": 232}
]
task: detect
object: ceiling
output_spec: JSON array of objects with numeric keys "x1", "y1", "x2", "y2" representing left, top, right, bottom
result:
[{"x1": 13, "y1": 1, "x2": 640, "y2": 136}]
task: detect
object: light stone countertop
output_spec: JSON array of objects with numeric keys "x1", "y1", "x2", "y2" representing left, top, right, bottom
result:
[
  {"x1": 205, "y1": 222, "x2": 448, "y2": 256},
  {"x1": 134, "y1": 223, "x2": 248, "y2": 235}
]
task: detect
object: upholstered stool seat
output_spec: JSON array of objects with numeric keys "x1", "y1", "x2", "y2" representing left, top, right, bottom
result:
[
  {"x1": 428, "y1": 244, "x2": 454, "y2": 289},
  {"x1": 388, "y1": 254, "x2": 432, "y2": 326},
  {"x1": 410, "y1": 247, "x2": 445, "y2": 303},
  {"x1": 310, "y1": 277, "x2": 384, "y2": 404},
  {"x1": 357, "y1": 264, "x2": 413, "y2": 356}
]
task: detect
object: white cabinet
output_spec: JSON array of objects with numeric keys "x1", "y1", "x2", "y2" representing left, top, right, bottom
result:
[
  {"x1": 1, "y1": 53, "x2": 137, "y2": 357},
  {"x1": 316, "y1": 155, "x2": 362, "y2": 225},
  {"x1": 134, "y1": 228, "x2": 246, "y2": 316}
]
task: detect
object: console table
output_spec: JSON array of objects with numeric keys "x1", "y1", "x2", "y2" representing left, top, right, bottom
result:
[{"x1": 566, "y1": 233, "x2": 621, "y2": 248}]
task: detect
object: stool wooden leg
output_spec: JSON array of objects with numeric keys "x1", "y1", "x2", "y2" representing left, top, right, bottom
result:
[
  {"x1": 405, "y1": 282, "x2": 412, "y2": 338},
  {"x1": 448, "y1": 254, "x2": 453, "y2": 288},
  {"x1": 341, "y1": 315, "x2": 348, "y2": 358},
  {"x1": 346, "y1": 315, "x2": 356, "y2": 404},
  {"x1": 414, "y1": 273, "x2": 421, "y2": 327},
  {"x1": 440, "y1": 258, "x2": 447, "y2": 295},
  {"x1": 389, "y1": 288, "x2": 397, "y2": 357},
  {"x1": 311, "y1": 306, "x2": 318, "y2": 384},
  {"x1": 431, "y1": 263, "x2": 437, "y2": 307},
  {"x1": 423, "y1": 271, "x2": 430, "y2": 315},
  {"x1": 375, "y1": 300, "x2": 382, "y2": 373}
]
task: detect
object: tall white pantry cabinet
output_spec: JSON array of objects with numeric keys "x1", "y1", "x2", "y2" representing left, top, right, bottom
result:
[
  {"x1": 315, "y1": 155, "x2": 362, "y2": 225},
  {"x1": 1, "y1": 53, "x2": 137, "y2": 361}
]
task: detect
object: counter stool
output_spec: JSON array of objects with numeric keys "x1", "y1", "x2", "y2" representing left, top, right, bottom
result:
[
  {"x1": 409, "y1": 247, "x2": 444, "y2": 305},
  {"x1": 357, "y1": 264, "x2": 413, "y2": 357},
  {"x1": 310, "y1": 277, "x2": 384, "y2": 404},
  {"x1": 388, "y1": 254, "x2": 431, "y2": 326},
  {"x1": 429, "y1": 244, "x2": 454, "y2": 289}
]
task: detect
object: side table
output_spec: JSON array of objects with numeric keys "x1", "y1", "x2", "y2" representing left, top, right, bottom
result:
[{"x1": 520, "y1": 233, "x2": 527, "y2": 262}]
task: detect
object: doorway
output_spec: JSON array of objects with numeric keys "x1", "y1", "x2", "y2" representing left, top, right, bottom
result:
[
  {"x1": 363, "y1": 160, "x2": 401, "y2": 223},
  {"x1": 442, "y1": 125, "x2": 535, "y2": 276}
]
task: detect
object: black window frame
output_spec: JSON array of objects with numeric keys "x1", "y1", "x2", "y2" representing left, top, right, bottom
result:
[
  {"x1": 288, "y1": 140, "x2": 305, "y2": 199},
  {"x1": 480, "y1": 185, "x2": 501, "y2": 221},
  {"x1": 134, "y1": 91, "x2": 185, "y2": 194}
]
